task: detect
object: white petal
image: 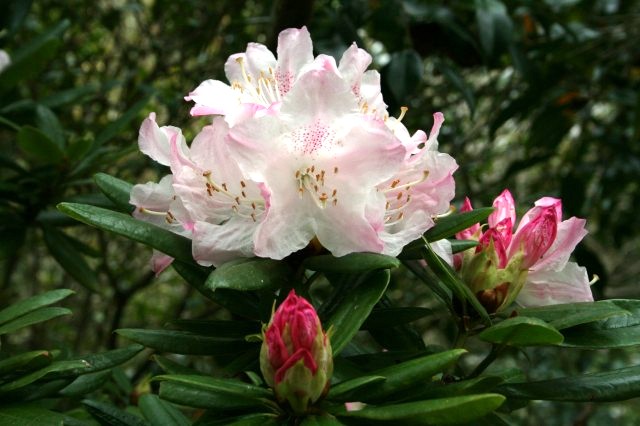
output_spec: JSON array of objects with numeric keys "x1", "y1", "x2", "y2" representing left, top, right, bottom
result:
[{"x1": 517, "y1": 262, "x2": 594, "y2": 307}]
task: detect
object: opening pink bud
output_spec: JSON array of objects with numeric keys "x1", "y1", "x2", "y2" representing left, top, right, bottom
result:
[{"x1": 509, "y1": 205, "x2": 558, "y2": 269}]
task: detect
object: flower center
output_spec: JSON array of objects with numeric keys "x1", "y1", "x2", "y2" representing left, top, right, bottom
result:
[
  {"x1": 295, "y1": 165, "x2": 339, "y2": 209},
  {"x1": 202, "y1": 170, "x2": 265, "y2": 222}
]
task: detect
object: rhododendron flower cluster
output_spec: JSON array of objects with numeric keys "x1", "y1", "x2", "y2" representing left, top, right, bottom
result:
[
  {"x1": 456, "y1": 189, "x2": 594, "y2": 311},
  {"x1": 130, "y1": 27, "x2": 457, "y2": 269},
  {"x1": 260, "y1": 290, "x2": 332, "y2": 414}
]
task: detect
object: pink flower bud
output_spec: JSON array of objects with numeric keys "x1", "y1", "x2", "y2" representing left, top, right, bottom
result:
[
  {"x1": 509, "y1": 205, "x2": 558, "y2": 269},
  {"x1": 260, "y1": 290, "x2": 332, "y2": 414},
  {"x1": 456, "y1": 197, "x2": 481, "y2": 240}
]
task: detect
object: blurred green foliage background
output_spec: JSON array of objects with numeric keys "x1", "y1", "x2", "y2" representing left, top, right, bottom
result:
[{"x1": 1, "y1": 0, "x2": 639, "y2": 424}]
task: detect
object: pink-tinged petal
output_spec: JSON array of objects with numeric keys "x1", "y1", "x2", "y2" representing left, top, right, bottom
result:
[
  {"x1": 429, "y1": 112, "x2": 445, "y2": 141},
  {"x1": 456, "y1": 197, "x2": 480, "y2": 240},
  {"x1": 138, "y1": 113, "x2": 187, "y2": 166},
  {"x1": 516, "y1": 197, "x2": 562, "y2": 232},
  {"x1": 130, "y1": 175, "x2": 193, "y2": 246},
  {"x1": 493, "y1": 217, "x2": 513, "y2": 247},
  {"x1": 276, "y1": 27, "x2": 314, "y2": 96},
  {"x1": 360, "y1": 70, "x2": 386, "y2": 116},
  {"x1": 192, "y1": 219, "x2": 256, "y2": 267},
  {"x1": 130, "y1": 174, "x2": 175, "y2": 212},
  {"x1": 150, "y1": 251, "x2": 174, "y2": 276},
  {"x1": 184, "y1": 79, "x2": 239, "y2": 117},
  {"x1": 517, "y1": 262, "x2": 593, "y2": 307},
  {"x1": 407, "y1": 130, "x2": 427, "y2": 156},
  {"x1": 534, "y1": 196, "x2": 563, "y2": 220},
  {"x1": 477, "y1": 228, "x2": 508, "y2": 268},
  {"x1": 245, "y1": 43, "x2": 278, "y2": 79},
  {"x1": 533, "y1": 217, "x2": 588, "y2": 271},
  {"x1": 379, "y1": 138, "x2": 457, "y2": 255},
  {"x1": 509, "y1": 205, "x2": 558, "y2": 269},
  {"x1": 225, "y1": 44, "x2": 277, "y2": 85},
  {"x1": 378, "y1": 209, "x2": 432, "y2": 256},
  {"x1": 265, "y1": 323, "x2": 289, "y2": 368},
  {"x1": 489, "y1": 189, "x2": 516, "y2": 233},
  {"x1": 338, "y1": 43, "x2": 373, "y2": 96}
]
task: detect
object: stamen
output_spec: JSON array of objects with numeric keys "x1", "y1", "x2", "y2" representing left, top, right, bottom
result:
[
  {"x1": 398, "y1": 106, "x2": 408, "y2": 122},
  {"x1": 383, "y1": 170, "x2": 429, "y2": 193}
]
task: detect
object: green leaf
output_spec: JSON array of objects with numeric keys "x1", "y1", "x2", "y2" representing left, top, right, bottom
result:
[
  {"x1": 17, "y1": 125, "x2": 65, "y2": 164},
  {"x1": 496, "y1": 364, "x2": 640, "y2": 402},
  {"x1": 335, "y1": 394, "x2": 505, "y2": 424},
  {"x1": 82, "y1": 399, "x2": 149, "y2": 426},
  {"x1": 451, "y1": 239, "x2": 479, "y2": 254},
  {"x1": 326, "y1": 375, "x2": 386, "y2": 402},
  {"x1": 362, "y1": 307, "x2": 433, "y2": 330},
  {"x1": 139, "y1": 394, "x2": 190, "y2": 426},
  {"x1": 171, "y1": 319, "x2": 260, "y2": 338},
  {"x1": 42, "y1": 226, "x2": 101, "y2": 292},
  {"x1": 0, "y1": 404, "x2": 68, "y2": 426},
  {"x1": 421, "y1": 243, "x2": 491, "y2": 324},
  {"x1": 414, "y1": 375, "x2": 505, "y2": 399},
  {"x1": 0, "y1": 20, "x2": 69, "y2": 95},
  {"x1": 116, "y1": 329, "x2": 253, "y2": 355},
  {"x1": 424, "y1": 208, "x2": 494, "y2": 242},
  {"x1": 0, "y1": 360, "x2": 88, "y2": 393},
  {"x1": 59, "y1": 370, "x2": 112, "y2": 397},
  {"x1": 325, "y1": 270, "x2": 390, "y2": 355},
  {"x1": 560, "y1": 299, "x2": 640, "y2": 348},
  {"x1": 0, "y1": 350, "x2": 53, "y2": 375},
  {"x1": 172, "y1": 260, "x2": 262, "y2": 319},
  {"x1": 0, "y1": 307, "x2": 71, "y2": 335},
  {"x1": 205, "y1": 258, "x2": 291, "y2": 292},
  {"x1": 94, "y1": 173, "x2": 134, "y2": 213},
  {"x1": 515, "y1": 300, "x2": 631, "y2": 330},
  {"x1": 154, "y1": 374, "x2": 272, "y2": 399},
  {"x1": 57, "y1": 202, "x2": 193, "y2": 263},
  {"x1": 35, "y1": 104, "x2": 65, "y2": 149},
  {"x1": 156, "y1": 375, "x2": 273, "y2": 410},
  {"x1": 360, "y1": 349, "x2": 467, "y2": 402},
  {"x1": 56, "y1": 344, "x2": 145, "y2": 377},
  {"x1": 478, "y1": 316, "x2": 564, "y2": 346},
  {"x1": 0, "y1": 345, "x2": 143, "y2": 393},
  {"x1": 303, "y1": 252, "x2": 400, "y2": 273}
]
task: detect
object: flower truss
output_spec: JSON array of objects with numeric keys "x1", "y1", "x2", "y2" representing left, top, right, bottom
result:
[
  {"x1": 131, "y1": 27, "x2": 457, "y2": 269},
  {"x1": 455, "y1": 189, "x2": 594, "y2": 311}
]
